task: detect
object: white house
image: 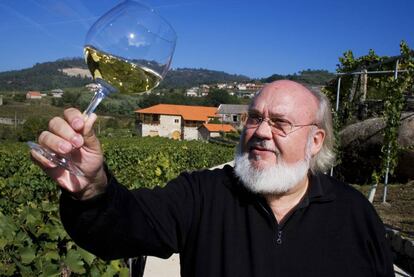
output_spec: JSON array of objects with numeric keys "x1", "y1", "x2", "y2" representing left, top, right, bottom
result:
[
  {"x1": 26, "y1": 91, "x2": 42, "y2": 99},
  {"x1": 135, "y1": 104, "x2": 218, "y2": 140},
  {"x1": 51, "y1": 89, "x2": 64, "y2": 98},
  {"x1": 85, "y1": 83, "x2": 100, "y2": 92},
  {"x1": 237, "y1": 84, "x2": 247, "y2": 90},
  {"x1": 185, "y1": 87, "x2": 199, "y2": 97},
  {"x1": 245, "y1": 83, "x2": 265, "y2": 91},
  {"x1": 216, "y1": 83, "x2": 227, "y2": 89},
  {"x1": 52, "y1": 92, "x2": 63, "y2": 98},
  {"x1": 200, "y1": 84, "x2": 210, "y2": 97}
]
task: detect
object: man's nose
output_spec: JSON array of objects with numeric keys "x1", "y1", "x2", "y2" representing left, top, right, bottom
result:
[{"x1": 254, "y1": 119, "x2": 273, "y2": 139}]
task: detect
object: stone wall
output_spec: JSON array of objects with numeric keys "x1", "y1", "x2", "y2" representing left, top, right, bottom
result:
[
  {"x1": 337, "y1": 112, "x2": 414, "y2": 183},
  {"x1": 0, "y1": 117, "x2": 26, "y2": 125},
  {"x1": 385, "y1": 227, "x2": 414, "y2": 274}
]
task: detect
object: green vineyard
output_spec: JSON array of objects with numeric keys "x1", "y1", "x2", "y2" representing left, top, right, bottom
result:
[{"x1": 0, "y1": 137, "x2": 235, "y2": 276}]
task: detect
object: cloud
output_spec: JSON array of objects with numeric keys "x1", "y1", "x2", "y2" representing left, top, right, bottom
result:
[{"x1": 127, "y1": 33, "x2": 150, "y2": 48}]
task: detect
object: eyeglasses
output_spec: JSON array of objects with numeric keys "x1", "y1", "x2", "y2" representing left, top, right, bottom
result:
[{"x1": 243, "y1": 113, "x2": 319, "y2": 137}]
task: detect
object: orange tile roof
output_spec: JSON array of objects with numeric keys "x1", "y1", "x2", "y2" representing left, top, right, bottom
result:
[
  {"x1": 27, "y1": 91, "x2": 41, "y2": 96},
  {"x1": 202, "y1": 123, "x2": 236, "y2": 133},
  {"x1": 135, "y1": 104, "x2": 218, "y2": 121}
]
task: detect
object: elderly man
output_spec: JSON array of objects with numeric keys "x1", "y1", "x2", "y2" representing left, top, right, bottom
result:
[{"x1": 31, "y1": 80, "x2": 394, "y2": 277}]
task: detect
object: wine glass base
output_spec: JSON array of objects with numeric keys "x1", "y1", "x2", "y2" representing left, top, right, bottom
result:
[{"x1": 27, "y1": 141, "x2": 85, "y2": 177}]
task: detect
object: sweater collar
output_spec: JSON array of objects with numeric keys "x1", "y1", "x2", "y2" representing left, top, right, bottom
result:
[
  {"x1": 298, "y1": 172, "x2": 336, "y2": 208},
  {"x1": 309, "y1": 172, "x2": 336, "y2": 202}
]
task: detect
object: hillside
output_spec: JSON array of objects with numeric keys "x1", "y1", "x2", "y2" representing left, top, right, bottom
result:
[
  {"x1": 0, "y1": 58, "x2": 334, "y2": 92},
  {"x1": 262, "y1": 69, "x2": 335, "y2": 85},
  {"x1": 0, "y1": 58, "x2": 251, "y2": 91},
  {"x1": 0, "y1": 58, "x2": 90, "y2": 91},
  {"x1": 160, "y1": 68, "x2": 250, "y2": 88}
]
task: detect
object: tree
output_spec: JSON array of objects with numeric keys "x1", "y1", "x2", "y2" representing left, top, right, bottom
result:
[
  {"x1": 18, "y1": 116, "x2": 49, "y2": 141},
  {"x1": 14, "y1": 93, "x2": 26, "y2": 102},
  {"x1": 262, "y1": 70, "x2": 335, "y2": 85},
  {"x1": 105, "y1": 117, "x2": 120, "y2": 129},
  {"x1": 203, "y1": 89, "x2": 240, "y2": 107}
]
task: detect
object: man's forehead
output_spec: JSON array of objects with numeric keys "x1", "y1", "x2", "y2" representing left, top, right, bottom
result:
[
  {"x1": 250, "y1": 84, "x2": 318, "y2": 118},
  {"x1": 251, "y1": 88, "x2": 297, "y2": 109}
]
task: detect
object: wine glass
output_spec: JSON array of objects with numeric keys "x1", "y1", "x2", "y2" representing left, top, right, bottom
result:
[{"x1": 28, "y1": 0, "x2": 177, "y2": 176}]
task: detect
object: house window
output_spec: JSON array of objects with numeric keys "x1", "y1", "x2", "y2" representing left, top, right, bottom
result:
[
  {"x1": 233, "y1": 115, "x2": 238, "y2": 122},
  {"x1": 152, "y1": 114, "x2": 159, "y2": 123},
  {"x1": 143, "y1": 114, "x2": 152, "y2": 123},
  {"x1": 174, "y1": 119, "x2": 179, "y2": 124},
  {"x1": 140, "y1": 114, "x2": 159, "y2": 124},
  {"x1": 185, "y1": 120, "x2": 201, "y2": 127}
]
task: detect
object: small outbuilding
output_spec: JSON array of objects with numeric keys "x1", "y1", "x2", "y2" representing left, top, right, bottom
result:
[{"x1": 198, "y1": 123, "x2": 236, "y2": 140}]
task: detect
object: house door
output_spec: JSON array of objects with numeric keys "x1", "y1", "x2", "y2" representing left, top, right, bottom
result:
[{"x1": 171, "y1": 130, "x2": 181, "y2": 140}]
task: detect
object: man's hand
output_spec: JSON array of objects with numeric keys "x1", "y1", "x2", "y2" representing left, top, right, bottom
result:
[{"x1": 30, "y1": 108, "x2": 107, "y2": 200}]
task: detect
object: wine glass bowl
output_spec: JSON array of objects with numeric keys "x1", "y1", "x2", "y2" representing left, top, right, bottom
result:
[
  {"x1": 84, "y1": 0, "x2": 176, "y2": 95},
  {"x1": 28, "y1": 0, "x2": 177, "y2": 176}
]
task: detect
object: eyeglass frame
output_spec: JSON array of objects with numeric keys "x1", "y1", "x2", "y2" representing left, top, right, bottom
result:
[{"x1": 242, "y1": 112, "x2": 319, "y2": 137}]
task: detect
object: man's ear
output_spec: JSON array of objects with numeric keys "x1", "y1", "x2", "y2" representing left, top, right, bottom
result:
[{"x1": 311, "y1": 129, "x2": 325, "y2": 156}]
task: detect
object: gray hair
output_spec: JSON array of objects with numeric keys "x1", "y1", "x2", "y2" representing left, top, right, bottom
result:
[{"x1": 306, "y1": 87, "x2": 336, "y2": 173}]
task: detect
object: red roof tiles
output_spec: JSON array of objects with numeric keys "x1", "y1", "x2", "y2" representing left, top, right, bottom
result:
[
  {"x1": 202, "y1": 123, "x2": 236, "y2": 133},
  {"x1": 135, "y1": 104, "x2": 218, "y2": 121}
]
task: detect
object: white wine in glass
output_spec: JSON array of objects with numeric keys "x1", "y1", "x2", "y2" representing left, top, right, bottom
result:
[
  {"x1": 83, "y1": 45, "x2": 162, "y2": 95},
  {"x1": 28, "y1": 0, "x2": 177, "y2": 176}
]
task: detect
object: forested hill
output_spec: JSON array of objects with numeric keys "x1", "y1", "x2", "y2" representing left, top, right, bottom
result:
[
  {"x1": 0, "y1": 58, "x2": 90, "y2": 91},
  {"x1": 0, "y1": 58, "x2": 334, "y2": 91},
  {"x1": 160, "y1": 68, "x2": 250, "y2": 88},
  {"x1": 261, "y1": 69, "x2": 335, "y2": 85},
  {"x1": 0, "y1": 58, "x2": 251, "y2": 91}
]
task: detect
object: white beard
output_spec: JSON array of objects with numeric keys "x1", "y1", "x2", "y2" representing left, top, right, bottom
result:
[{"x1": 234, "y1": 144, "x2": 311, "y2": 195}]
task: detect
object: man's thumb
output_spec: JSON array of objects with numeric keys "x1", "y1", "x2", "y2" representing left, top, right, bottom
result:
[{"x1": 82, "y1": 113, "x2": 101, "y2": 152}]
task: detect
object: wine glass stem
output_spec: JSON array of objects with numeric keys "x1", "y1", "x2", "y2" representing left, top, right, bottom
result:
[{"x1": 83, "y1": 86, "x2": 109, "y2": 117}]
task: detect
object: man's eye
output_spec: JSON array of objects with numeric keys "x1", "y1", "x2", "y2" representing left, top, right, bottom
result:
[
  {"x1": 271, "y1": 118, "x2": 283, "y2": 124},
  {"x1": 249, "y1": 114, "x2": 261, "y2": 120},
  {"x1": 271, "y1": 119, "x2": 290, "y2": 128}
]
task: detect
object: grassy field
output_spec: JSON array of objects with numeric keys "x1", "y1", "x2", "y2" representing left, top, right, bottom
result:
[
  {"x1": 0, "y1": 102, "x2": 134, "y2": 124},
  {"x1": 354, "y1": 182, "x2": 414, "y2": 239},
  {"x1": 0, "y1": 103, "x2": 64, "y2": 119}
]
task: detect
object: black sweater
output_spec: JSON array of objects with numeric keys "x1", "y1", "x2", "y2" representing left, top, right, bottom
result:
[{"x1": 60, "y1": 165, "x2": 394, "y2": 277}]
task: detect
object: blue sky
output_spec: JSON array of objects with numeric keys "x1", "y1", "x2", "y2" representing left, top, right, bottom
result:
[{"x1": 0, "y1": 0, "x2": 413, "y2": 78}]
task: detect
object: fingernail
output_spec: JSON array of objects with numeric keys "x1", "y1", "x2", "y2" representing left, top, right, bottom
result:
[
  {"x1": 71, "y1": 134, "x2": 83, "y2": 147},
  {"x1": 58, "y1": 142, "x2": 72, "y2": 153},
  {"x1": 72, "y1": 118, "x2": 83, "y2": 129}
]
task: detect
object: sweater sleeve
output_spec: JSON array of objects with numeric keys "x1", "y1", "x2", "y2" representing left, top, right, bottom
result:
[
  {"x1": 59, "y1": 169, "x2": 200, "y2": 260},
  {"x1": 365, "y1": 204, "x2": 395, "y2": 277}
]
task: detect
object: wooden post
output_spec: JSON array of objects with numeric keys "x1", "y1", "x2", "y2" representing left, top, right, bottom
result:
[
  {"x1": 348, "y1": 74, "x2": 359, "y2": 102},
  {"x1": 382, "y1": 59, "x2": 400, "y2": 203},
  {"x1": 98, "y1": 118, "x2": 101, "y2": 135},
  {"x1": 360, "y1": 69, "x2": 368, "y2": 102},
  {"x1": 331, "y1": 77, "x2": 342, "y2": 177},
  {"x1": 368, "y1": 182, "x2": 378, "y2": 203}
]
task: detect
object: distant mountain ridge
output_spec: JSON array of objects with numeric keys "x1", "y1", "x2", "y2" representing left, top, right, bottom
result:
[
  {"x1": 0, "y1": 58, "x2": 334, "y2": 91},
  {"x1": 0, "y1": 58, "x2": 251, "y2": 91},
  {"x1": 0, "y1": 58, "x2": 90, "y2": 91},
  {"x1": 161, "y1": 68, "x2": 250, "y2": 89}
]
